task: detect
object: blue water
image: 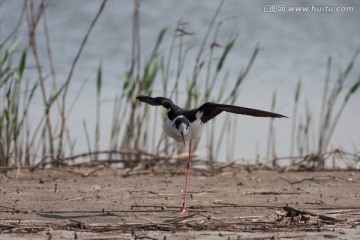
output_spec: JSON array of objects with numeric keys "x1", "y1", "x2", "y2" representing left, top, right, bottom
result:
[{"x1": 1, "y1": 0, "x2": 359, "y2": 165}]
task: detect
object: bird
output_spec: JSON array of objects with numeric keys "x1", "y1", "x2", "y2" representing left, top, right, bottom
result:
[{"x1": 136, "y1": 95, "x2": 287, "y2": 213}]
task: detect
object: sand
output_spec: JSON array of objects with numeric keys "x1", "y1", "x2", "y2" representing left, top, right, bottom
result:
[{"x1": 0, "y1": 165, "x2": 359, "y2": 239}]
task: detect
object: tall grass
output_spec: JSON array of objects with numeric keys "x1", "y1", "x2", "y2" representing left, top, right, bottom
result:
[
  {"x1": 0, "y1": 0, "x2": 359, "y2": 172},
  {"x1": 314, "y1": 51, "x2": 360, "y2": 168},
  {"x1": 0, "y1": 31, "x2": 34, "y2": 171},
  {"x1": 280, "y1": 52, "x2": 360, "y2": 169},
  {"x1": 1, "y1": 0, "x2": 108, "y2": 170}
]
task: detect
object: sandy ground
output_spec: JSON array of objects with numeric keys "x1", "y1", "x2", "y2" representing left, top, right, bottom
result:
[{"x1": 0, "y1": 165, "x2": 360, "y2": 239}]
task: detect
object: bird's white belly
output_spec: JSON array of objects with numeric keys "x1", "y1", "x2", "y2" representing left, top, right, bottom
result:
[
  {"x1": 163, "y1": 120, "x2": 204, "y2": 142},
  {"x1": 188, "y1": 120, "x2": 204, "y2": 140}
]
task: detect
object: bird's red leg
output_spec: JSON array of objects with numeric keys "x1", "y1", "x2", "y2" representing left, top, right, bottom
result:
[{"x1": 177, "y1": 139, "x2": 192, "y2": 214}]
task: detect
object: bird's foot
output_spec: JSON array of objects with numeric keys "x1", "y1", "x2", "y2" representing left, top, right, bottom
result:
[{"x1": 175, "y1": 207, "x2": 190, "y2": 214}]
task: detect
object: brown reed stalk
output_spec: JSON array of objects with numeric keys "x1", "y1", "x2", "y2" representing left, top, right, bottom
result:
[
  {"x1": 58, "y1": 0, "x2": 107, "y2": 162},
  {"x1": 25, "y1": 0, "x2": 55, "y2": 165}
]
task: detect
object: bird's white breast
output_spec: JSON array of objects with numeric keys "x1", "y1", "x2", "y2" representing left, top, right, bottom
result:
[
  {"x1": 188, "y1": 120, "x2": 203, "y2": 140},
  {"x1": 163, "y1": 118, "x2": 204, "y2": 142}
]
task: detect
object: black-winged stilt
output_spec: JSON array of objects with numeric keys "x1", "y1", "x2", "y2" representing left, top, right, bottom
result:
[{"x1": 136, "y1": 95, "x2": 287, "y2": 213}]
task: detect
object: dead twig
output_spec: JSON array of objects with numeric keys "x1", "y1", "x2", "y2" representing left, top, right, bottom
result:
[
  {"x1": 163, "y1": 213, "x2": 199, "y2": 224},
  {"x1": 134, "y1": 213, "x2": 159, "y2": 224},
  {"x1": 283, "y1": 206, "x2": 344, "y2": 223},
  {"x1": 279, "y1": 176, "x2": 321, "y2": 185}
]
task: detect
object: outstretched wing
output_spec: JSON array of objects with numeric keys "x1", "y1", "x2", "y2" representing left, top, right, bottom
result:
[
  {"x1": 136, "y1": 95, "x2": 174, "y2": 110},
  {"x1": 197, "y1": 102, "x2": 287, "y2": 123}
]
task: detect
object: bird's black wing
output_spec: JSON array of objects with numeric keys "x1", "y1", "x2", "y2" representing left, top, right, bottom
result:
[
  {"x1": 136, "y1": 96, "x2": 175, "y2": 109},
  {"x1": 197, "y1": 102, "x2": 287, "y2": 123}
]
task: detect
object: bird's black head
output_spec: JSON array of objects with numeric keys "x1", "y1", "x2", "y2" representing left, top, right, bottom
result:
[
  {"x1": 173, "y1": 117, "x2": 190, "y2": 130},
  {"x1": 173, "y1": 117, "x2": 190, "y2": 146}
]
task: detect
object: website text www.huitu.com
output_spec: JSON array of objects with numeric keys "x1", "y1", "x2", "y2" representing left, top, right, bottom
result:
[{"x1": 262, "y1": 4, "x2": 354, "y2": 13}]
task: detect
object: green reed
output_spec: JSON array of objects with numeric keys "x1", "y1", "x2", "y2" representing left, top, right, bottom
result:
[{"x1": 284, "y1": 51, "x2": 360, "y2": 169}]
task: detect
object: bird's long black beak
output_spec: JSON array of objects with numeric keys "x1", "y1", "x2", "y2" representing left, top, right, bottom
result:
[{"x1": 181, "y1": 132, "x2": 186, "y2": 147}]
